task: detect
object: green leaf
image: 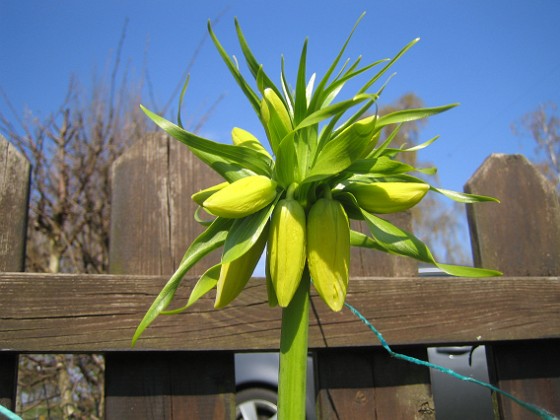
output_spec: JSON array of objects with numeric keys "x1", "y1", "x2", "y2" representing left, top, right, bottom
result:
[
  {"x1": 208, "y1": 20, "x2": 261, "y2": 115},
  {"x1": 296, "y1": 93, "x2": 374, "y2": 131},
  {"x1": 361, "y1": 208, "x2": 501, "y2": 277},
  {"x1": 132, "y1": 217, "x2": 233, "y2": 346},
  {"x1": 275, "y1": 132, "x2": 300, "y2": 187},
  {"x1": 435, "y1": 263, "x2": 502, "y2": 277},
  {"x1": 309, "y1": 12, "x2": 366, "y2": 112},
  {"x1": 262, "y1": 88, "x2": 293, "y2": 154},
  {"x1": 235, "y1": 18, "x2": 285, "y2": 101},
  {"x1": 431, "y1": 186, "x2": 500, "y2": 203},
  {"x1": 141, "y1": 105, "x2": 273, "y2": 181},
  {"x1": 193, "y1": 206, "x2": 216, "y2": 226},
  {"x1": 294, "y1": 39, "x2": 309, "y2": 125},
  {"x1": 321, "y1": 58, "x2": 388, "y2": 109},
  {"x1": 350, "y1": 229, "x2": 385, "y2": 251},
  {"x1": 222, "y1": 202, "x2": 276, "y2": 264},
  {"x1": 161, "y1": 264, "x2": 221, "y2": 315},
  {"x1": 306, "y1": 115, "x2": 377, "y2": 181},
  {"x1": 355, "y1": 37, "x2": 420, "y2": 96},
  {"x1": 177, "y1": 75, "x2": 190, "y2": 129},
  {"x1": 376, "y1": 104, "x2": 459, "y2": 130},
  {"x1": 280, "y1": 56, "x2": 295, "y2": 116},
  {"x1": 347, "y1": 156, "x2": 415, "y2": 175},
  {"x1": 332, "y1": 191, "x2": 364, "y2": 220}
]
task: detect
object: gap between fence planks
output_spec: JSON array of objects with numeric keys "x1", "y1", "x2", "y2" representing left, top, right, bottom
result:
[{"x1": 0, "y1": 273, "x2": 558, "y2": 352}]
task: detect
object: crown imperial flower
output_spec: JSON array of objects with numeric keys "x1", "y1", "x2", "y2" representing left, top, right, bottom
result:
[{"x1": 133, "y1": 15, "x2": 501, "y2": 419}]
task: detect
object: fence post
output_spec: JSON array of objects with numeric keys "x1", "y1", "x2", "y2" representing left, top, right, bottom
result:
[
  {"x1": 315, "y1": 215, "x2": 435, "y2": 419},
  {"x1": 465, "y1": 154, "x2": 560, "y2": 419},
  {"x1": 0, "y1": 135, "x2": 30, "y2": 412},
  {"x1": 106, "y1": 134, "x2": 235, "y2": 419}
]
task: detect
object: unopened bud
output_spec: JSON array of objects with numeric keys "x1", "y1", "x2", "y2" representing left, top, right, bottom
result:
[
  {"x1": 347, "y1": 181, "x2": 429, "y2": 214},
  {"x1": 203, "y1": 175, "x2": 277, "y2": 218}
]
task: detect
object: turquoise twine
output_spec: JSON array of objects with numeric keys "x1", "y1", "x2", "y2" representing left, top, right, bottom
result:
[
  {"x1": 344, "y1": 302, "x2": 559, "y2": 420},
  {"x1": 0, "y1": 404, "x2": 22, "y2": 420}
]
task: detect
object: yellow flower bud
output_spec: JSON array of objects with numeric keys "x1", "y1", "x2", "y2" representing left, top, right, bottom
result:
[
  {"x1": 215, "y1": 226, "x2": 268, "y2": 309},
  {"x1": 191, "y1": 181, "x2": 229, "y2": 206},
  {"x1": 261, "y1": 88, "x2": 292, "y2": 152},
  {"x1": 203, "y1": 175, "x2": 277, "y2": 218},
  {"x1": 232, "y1": 127, "x2": 272, "y2": 159},
  {"x1": 262, "y1": 88, "x2": 292, "y2": 131},
  {"x1": 307, "y1": 198, "x2": 350, "y2": 312},
  {"x1": 347, "y1": 182, "x2": 429, "y2": 214},
  {"x1": 268, "y1": 198, "x2": 307, "y2": 307}
]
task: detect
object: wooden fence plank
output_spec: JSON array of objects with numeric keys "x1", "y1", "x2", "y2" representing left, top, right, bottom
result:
[
  {"x1": 106, "y1": 135, "x2": 234, "y2": 419},
  {"x1": 109, "y1": 133, "x2": 222, "y2": 276},
  {"x1": 0, "y1": 135, "x2": 29, "y2": 273},
  {"x1": 105, "y1": 352, "x2": 235, "y2": 420},
  {"x1": 315, "y1": 212, "x2": 435, "y2": 419},
  {"x1": 316, "y1": 347, "x2": 435, "y2": 419},
  {"x1": 0, "y1": 273, "x2": 558, "y2": 352},
  {"x1": 465, "y1": 153, "x2": 560, "y2": 419},
  {"x1": 0, "y1": 135, "x2": 29, "y2": 412}
]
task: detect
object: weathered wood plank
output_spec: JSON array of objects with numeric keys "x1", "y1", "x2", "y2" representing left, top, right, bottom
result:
[
  {"x1": 317, "y1": 212, "x2": 434, "y2": 418},
  {"x1": 0, "y1": 135, "x2": 30, "y2": 273},
  {"x1": 465, "y1": 153, "x2": 560, "y2": 418},
  {"x1": 105, "y1": 352, "x2": 235, "y2": 420},
  {"x1": 1, "y1": 273, "x2": 558, "y2": 352},
  {"x1": 0, "y1": 135, "x2": 29, "y2": 412},
  {"x1": 315, "y1": 348, "x2": 435, "y2": 419},
  {"x1": 109, "y1": 134, "x2": 222, "y2": 276},
  {"x1": 465, "y1": 154, "x2": 560, "y2": 276},
  {"x1": 106, "y1": 135, "x2": 233, "y2": 419}
]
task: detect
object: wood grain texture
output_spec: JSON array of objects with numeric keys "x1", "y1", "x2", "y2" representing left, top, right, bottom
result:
[
  {"x1": 1, "y1": 273, "x2": 558, "y2": 352},
  {"x1": 0, "y1": 135, "x2": 30, "y2": 272},
  {"x1": 465, "y1": 153, "x2": 560, "y2": 418},
  {"x1": 0, "y1": 135, "x2": 28, "y2": 411},
  {"x1": 106, "y1": 136, "x2": 233, "y2": 419},
  {"x1": 109, "y1": 134, "x2": 222, "y2": 276},
  {"x1": 315, "y1": 348, "x2": 435, "y2": 420},
  {"x1": 105, "y1": 352, "x2": 235, "y2": 420},
  {"x1": 465, "y1": 154, "x2": 560, "y2": 276}
]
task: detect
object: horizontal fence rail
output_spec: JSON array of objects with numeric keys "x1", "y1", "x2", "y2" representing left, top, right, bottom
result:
[{"x1": 0, "y1": 274, "x2": 559, "y2": 352}]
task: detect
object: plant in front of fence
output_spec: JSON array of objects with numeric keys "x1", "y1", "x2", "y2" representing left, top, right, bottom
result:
[{"x1": 132, "y1": 13, "x2": 502, "y2": 419}]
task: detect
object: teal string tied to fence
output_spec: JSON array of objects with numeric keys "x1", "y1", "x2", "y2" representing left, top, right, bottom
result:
[
  {"x1": 0, "y1": 404, "x2": 22, "y2": 420},
  {"x1": 344, "y1": 301, "x2": 559, "y2": 420}
]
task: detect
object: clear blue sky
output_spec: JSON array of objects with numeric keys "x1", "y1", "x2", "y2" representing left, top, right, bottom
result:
[{"x1": 2, "y1": 1, "x2": 559, "y2": 194}]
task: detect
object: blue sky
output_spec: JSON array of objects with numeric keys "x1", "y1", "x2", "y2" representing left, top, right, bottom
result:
[
  {"x1": 2, "y1": 1, "x2": 559, "y2": 234},
  {"x1": 2, "y1": 1, "x2": 559, "y2": 192}
]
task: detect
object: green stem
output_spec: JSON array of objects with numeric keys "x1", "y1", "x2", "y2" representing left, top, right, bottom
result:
[{"x1": 278, "y1": 267, "x2": 310, "y2": 420}]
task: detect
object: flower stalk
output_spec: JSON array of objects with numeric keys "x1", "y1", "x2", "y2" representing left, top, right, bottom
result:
[
  {"x1": 131, "y1": 13, "x2": 501, "y2": 418},
  {"x1": 278, "y1": 267, "x2": 310, "y2": 420}
]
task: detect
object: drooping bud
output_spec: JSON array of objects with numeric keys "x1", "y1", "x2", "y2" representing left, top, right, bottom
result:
[
  {"x1": 232, "y1": 127, "x2": 272, "y2": 159},
  {"x1": 191, "y1": 181, "x2": 229, "y2": 206},
  {"x1": 307, "y1": 198, "x2": 350, "y2": 312},
  {"x1": 214, "y1": 226, "x2": 268, "y2": 309},
  {"x1": 203, "y1": 175, "x2": 277, "y2": 218},
  {"x1": 268, "y1": 198, "x2": 307, "y2": 307},
  {"x1": 261, "y1": 88, "x2": 292, "y2": 153},
  {"x1": 346, "y1": 181, "x2": 429, "y2": 214}
]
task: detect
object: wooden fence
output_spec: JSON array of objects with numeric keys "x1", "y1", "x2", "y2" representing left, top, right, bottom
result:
[{"x1": 1, "y1": 133, "x2": 559, "y2": 419}]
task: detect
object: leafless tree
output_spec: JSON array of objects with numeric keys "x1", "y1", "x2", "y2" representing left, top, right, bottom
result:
[
  {"x1": 379, "y1": 93, "x2": 471, "y2": 265},
  {"x1": 0, "y1": 17, "x2": 223, "y2": 418},
  {"x1": 512, "y1": 102, "x2": 559, "y2": 190}
]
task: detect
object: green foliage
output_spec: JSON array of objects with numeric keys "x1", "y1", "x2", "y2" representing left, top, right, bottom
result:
[{"x1": 134, "y1": 14, "x2": 501, "y2": 419}]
